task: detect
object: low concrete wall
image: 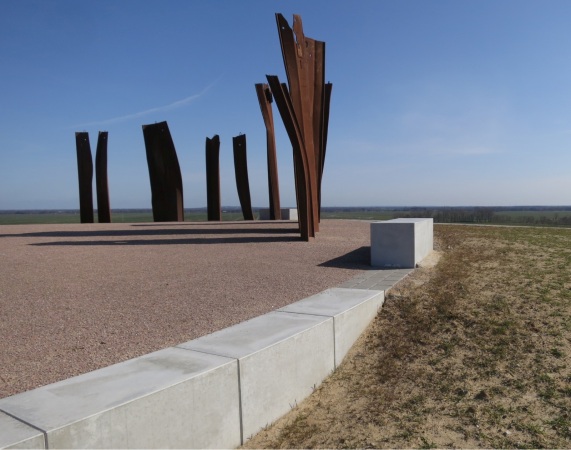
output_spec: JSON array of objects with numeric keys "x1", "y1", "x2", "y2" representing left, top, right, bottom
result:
[
  {"x1": 258, "y1": 208, "x2": 298, "y2": 221},
  {"x1": 371, "y1": 218, "x2": 433, "y2": 268},
  {"x1": 0, "y1": 288, "x2": 383, "y2": 449}
]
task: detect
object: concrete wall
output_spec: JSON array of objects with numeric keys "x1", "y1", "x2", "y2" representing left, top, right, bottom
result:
[{"x1": 0, "y1": 288, "x2": 383, "y2": 449}]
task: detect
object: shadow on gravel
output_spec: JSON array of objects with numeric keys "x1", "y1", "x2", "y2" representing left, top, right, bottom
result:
[
  {"x1": 0, "y1": 227, "x2": 299, "y2": 239},
  {"x1": 30, "y1": 235, "x2": 301, "y2": 246},
  {"x1": 319, "y1": 246, "x2": 373, "y2": 270},
  {"x1": 130, "y1": 221, "x2": 297, "y2": 227}
]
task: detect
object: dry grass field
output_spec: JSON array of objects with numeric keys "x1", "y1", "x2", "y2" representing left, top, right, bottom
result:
[{"x1": 244, "y1": 224, "x2": 571, "y2": 449}]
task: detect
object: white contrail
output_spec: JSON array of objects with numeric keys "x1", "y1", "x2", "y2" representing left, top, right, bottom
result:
[{"x1": 74, "y1": 78, "x2": 220, "y2": 128}]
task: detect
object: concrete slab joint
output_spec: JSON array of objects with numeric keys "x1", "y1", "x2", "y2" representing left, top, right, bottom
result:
[
  {"x1": 370, "y1": 218, "x2": 434, "y2": 268},
  {"x1": 0, "y1": 348, "x2": 241, "y2": 449},
  {"x1": 278, "y1": 288, "x2": 384, "y2": 367},
  {"x1": 178, "y1": 311, "x2": 335, "y2": 442},
  {"x1": 0, "y1": 411, "x2": 45, "y2": 449}
]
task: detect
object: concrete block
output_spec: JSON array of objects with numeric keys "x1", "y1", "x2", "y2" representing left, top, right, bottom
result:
[
  {"x1": 0, "y1": 348, "x2": 240, "y2": 449},
  {"x1": 371, "y1": 218, "x2": 433, "y2": 268},
  {"x1": 0, "y1": 412, "x2": 44, "y2": 449},
  {"x1": 278, "y1": 288, "x2": 384, "y2": 367},
  {"x1": 258, "y1": 208, "x2": 298, "y2": 220},
  {"x1": 178, "y1": 311, "x2": 333, "y2": 441}
]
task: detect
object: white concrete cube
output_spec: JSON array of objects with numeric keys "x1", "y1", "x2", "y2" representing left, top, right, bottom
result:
[
  {"x1": 0, "y1": 412, "x2": 45, "y2": 449},
  {"x1": 258, "y1": 208, "x2": 298, "y2": 220},
  {"x1": 0, "y1": 348, "x2": 240, "y2": 449},
  {"x1": 178, "y1": 311, "x2": 333, "y2": 441},
  {"x1": 371, "y1": 218, "x2": 433, "y2": 268},
  {"x1": 278, "y1": 288, "x2": 384, "y2": 367}
]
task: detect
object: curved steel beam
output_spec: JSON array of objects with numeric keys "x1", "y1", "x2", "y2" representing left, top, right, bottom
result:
[
  {"x1": 274, "y1": 13, "x2": 331, "y2": 235},
  {"x1": 142, "y1": 121, "x2": 184, "y2": 222},
  {"x1": 266, "y1": 75, "x2": 313, "y2": 240},
  {"x1": 95, "y1": 131, "x2": 111, "y2": 223},
  {"x1": 255, "y1": 83, "x2": 281, "y2": 220},
  {"x1": 233, "y1": 134, "x2": 254, "y2": 221},
  {"x1": 75, "y1": 132, "x2": 94, "y2": 224}
]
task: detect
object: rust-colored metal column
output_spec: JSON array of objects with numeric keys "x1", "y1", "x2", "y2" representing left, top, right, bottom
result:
[
  {"x1": 232, "y1": 134, "x2": 254, "y2": 221},
  {"x1": 142, "y1": 121, "x2": 184, "y2": 222},
  {"x1": 255, "y1": 83, "x2": 281, "y2": 220},
  {"x1": 273, "y1": 13, "x2": 332, "y2": 238},
  {"x1": 95, "y1": 131, "x2": 111, "y2": 223},
  {"x1": 266, "y1": 76, "x2": 312, "y2": 241},
  {"x1": 318, "y1": 82, "x2": 332, "y2": 222},
  {"x1": 75, "y1": 132, "x2": 94, "y2": 224},
  {"x1": 205, "y1": 135, "x2": 221, "y2": 221}
]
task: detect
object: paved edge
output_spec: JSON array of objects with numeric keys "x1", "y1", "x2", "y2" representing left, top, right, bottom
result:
[{"x1": 0, "y1": 269, "x2": 412, "y2": 449}]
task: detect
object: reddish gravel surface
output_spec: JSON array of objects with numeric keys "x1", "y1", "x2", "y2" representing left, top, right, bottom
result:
[{"x1": 0, "y1": 219, "x2": 371, "y2": 398}]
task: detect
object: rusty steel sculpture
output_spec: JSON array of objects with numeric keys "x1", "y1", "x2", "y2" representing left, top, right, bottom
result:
[
  {"x1": 205, "y1": 135, "x2": 222, "y2": 221},
  {"x1": 95, "y1": 131, "x2": 111, "y2": 223},
  {"x1": 142, "y1": 121, "x2": 184, "y2": 222},
  {"x1": 75, "y1": 132, "x2": 95, "y2": 223},
  {"x1": 255, "y1": 83, "x2": 281, "y2": 220},
  {"x1": 232, "y1": 134, "x2": 254, "y2": 221},
  {"x1": 319, "y1": 83, "x2": 333, "y2": 221},
  {"x1": 266, "y1": 13, "x2": 332, "y2": 240}
]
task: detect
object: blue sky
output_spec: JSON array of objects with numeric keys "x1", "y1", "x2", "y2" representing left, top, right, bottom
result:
[{"x1": 1, "y1": 0, "x2": 571, "y2": 210}]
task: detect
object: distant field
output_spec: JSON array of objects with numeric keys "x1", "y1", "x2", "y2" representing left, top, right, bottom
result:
[
  {"x1": 494, "y1": 210, "x2": 571, "y2": 219},
  {"x1": 320, "y1": 210, "x2": 406, "y2": 221}
]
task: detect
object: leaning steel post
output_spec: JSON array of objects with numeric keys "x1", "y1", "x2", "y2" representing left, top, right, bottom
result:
[
  {"x1": 142, "y1": 121, "x2": 184, "y2": 222},
  {"x1": 266, "y1": 76, "x2": 312, "y2": 241},
  {"x1": 75, "y1": 132, "x2": 94, "y2": 224},
  {"x1": 95, "y1": 131, "x2": 111, "y2": 223},
  {"x1": 232, "y1": 134, "x2": 254, "y2": 221},
  {"x1": 205, "y1": 135, "x2": 222, "y2": 221},
  {"x1": 255, "y1": 83, "x2": 281, "y2": 220}
]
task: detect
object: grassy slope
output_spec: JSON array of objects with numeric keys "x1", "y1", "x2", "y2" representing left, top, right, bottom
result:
[{"x1": 244, "y1": 225, "x2": 571, "y2": 449}]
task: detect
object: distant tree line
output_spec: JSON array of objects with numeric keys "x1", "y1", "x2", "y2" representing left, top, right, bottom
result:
[
  {"x1": 395, "y1": 207, "x2": 571, "y2": 227},
  {"x1": 396, "y1": 208, "x2": 494, "y2": 223}
]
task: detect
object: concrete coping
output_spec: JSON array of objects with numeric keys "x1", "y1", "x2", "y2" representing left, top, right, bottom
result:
[{"x1": 0, "y1": 287, "x2": 385, "y2": 449}]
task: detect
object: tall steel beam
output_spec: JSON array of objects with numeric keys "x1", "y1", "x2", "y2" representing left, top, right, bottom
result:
[
  {"x1": 233, "y1": 134, "x2": 254, "y2": 221},
  {"x1": 274, "y1": 13, "x2": 331, "y2": 236},
  {"x1": 318, "y1": 82, "x2": 332, "y2": 221},
  {"x1": 75, "y1": 132, "x2": 94, "y2": 224},
  {"x1": 95, "y1": 131, "x2": 111, "y2": 223},
  {"x1": 142, "y1": 121, "x2": 184, "y2": 222},
  {"x1": 255, "y1": 83, "x2": 281, "y2": 220},
  {"x1": 205, "y1": 135, "x2": 221, "y2": 221},
  {"x1": 266, "y1": 76, "x2": 313, "y2": 241}
]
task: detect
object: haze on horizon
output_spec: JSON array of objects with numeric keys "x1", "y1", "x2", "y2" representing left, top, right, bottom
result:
[{"x1": 1, "y1": 0, "x2": 570, "y2": 211}]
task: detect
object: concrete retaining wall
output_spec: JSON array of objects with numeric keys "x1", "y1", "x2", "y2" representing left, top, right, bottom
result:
[{"x1": 0, "y1": 288, "x2": 383, "y2": 449}]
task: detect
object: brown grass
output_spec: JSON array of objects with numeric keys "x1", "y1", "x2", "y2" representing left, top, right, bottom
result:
[{"x1": 243, "y1": 224, "x2": 571, "y2": 449}]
